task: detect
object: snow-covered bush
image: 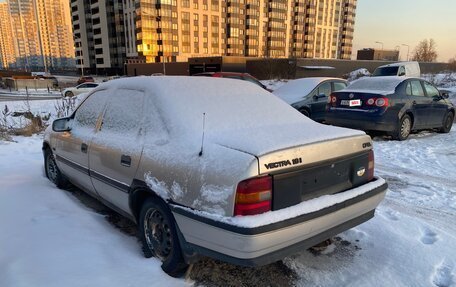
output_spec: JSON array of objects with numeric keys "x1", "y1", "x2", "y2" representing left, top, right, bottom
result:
[{"x1": 344, "y1": 68, "x2": 371, "y2": 82}]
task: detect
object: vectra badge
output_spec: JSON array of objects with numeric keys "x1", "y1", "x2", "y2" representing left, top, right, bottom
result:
[
  {"x1": 357, "y1": 167, "x2": 366, "y2": 177},
  {"x1": 349, "y1": 93, "x2": 355, "y2": 99}
]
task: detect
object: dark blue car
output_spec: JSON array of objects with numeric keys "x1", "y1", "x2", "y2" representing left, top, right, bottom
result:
[
  {"x1": 273, "y1": 77, "x2": 348, "y2": 122},
  {"x1": 325, "y1": 76, "x2": 454, "y2": 140}
]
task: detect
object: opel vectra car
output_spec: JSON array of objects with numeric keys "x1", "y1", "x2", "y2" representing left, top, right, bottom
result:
[
  {"x1": 325, "y1": 76, "x2": 454, "y2": 140},
  {"x1": 43, "y1": 77, "x2": 387, "y2": 277},
  {"x1": 273, "y1": 77, "x2": 347, "y2": 122}
]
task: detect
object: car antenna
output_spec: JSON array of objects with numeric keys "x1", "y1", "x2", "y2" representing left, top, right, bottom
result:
[{"x1": 199, "y1": 113, "x2": 206, "y2": 157}]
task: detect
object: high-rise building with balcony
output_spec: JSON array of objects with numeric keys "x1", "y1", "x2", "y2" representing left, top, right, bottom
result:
[
  {"x1": 129, "y1": 0, "x2": 357, "y2": 63},
  {"x1": 0, "y1": 2, "x2": 15, "y2": 69},
  {"x1": 70, "y1": 0, "x2": 125, "y2": 74},
  {"x1": 0, "y1": 0, "x2": 75, "y2": 71},
  {"x1": 36, "y1": 0, "x2": 75, "y2": 70},
  {"x1": 70, "y1": 0, "x2": 357, "y2": 71}
]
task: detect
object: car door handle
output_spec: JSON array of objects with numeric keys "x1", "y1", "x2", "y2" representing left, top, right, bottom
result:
[
  {"x1": 121, "y1": 155, "x2": 131, "y2": 167},
  {"x1": 81, "y1": 143, "x2": 88, "y2": 153},
  {"x1": 412, "y1": 101, "x2": 417, "y2": 105}
]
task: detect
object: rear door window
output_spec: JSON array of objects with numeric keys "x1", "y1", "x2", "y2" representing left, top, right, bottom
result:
[
  {"x1": 100, "y1": 89, "x2": 144, "y2": 136},
  {"x1": 409, "y1": 80, "x2": 425, "y2": 97},
  {"x1": 333, "y1": 82, "x2": 347, "y2": 92}
]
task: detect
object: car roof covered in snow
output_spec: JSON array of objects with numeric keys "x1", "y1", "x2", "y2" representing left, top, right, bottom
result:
[
  {"x1": 94, "y1": 76, "x2": 363, "y2": 156},
  {"x1": 273, "y1": 77, "x2": 344, "y2": 104},
  {"x1": 341, "y1": 76, "x2": 408, "y2": 95}
]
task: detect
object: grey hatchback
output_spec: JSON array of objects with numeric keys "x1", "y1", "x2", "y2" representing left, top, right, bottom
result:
[{"x1": 43, "y1": 76, "x2": 387, "y2": 277}]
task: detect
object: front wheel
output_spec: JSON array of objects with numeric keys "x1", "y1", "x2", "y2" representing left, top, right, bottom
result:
[
  {"x1": 299, "y1": 108, "x2": 310, "y2": 118},
  {"x1": 44, "y1": 148, "x2": 69, "y2": 188},
  {"x1": 438, "y1": 112, "x2": 454, "y2": 133},
  {"x1": 139, "y1": 197, "x2": 188, "y2": 277},
  {"x1": 392, "y1": 114, "x2": 412, "y2": 141}
]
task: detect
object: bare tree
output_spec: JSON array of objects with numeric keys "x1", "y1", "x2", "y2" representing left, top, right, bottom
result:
[{"x1": 412, "y1": 39, "x2": 438, "y2": 62}]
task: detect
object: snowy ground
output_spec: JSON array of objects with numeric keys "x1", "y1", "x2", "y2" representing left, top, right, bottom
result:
[{"x1": 1, "y1": 76, "x2": 456, "y2": 287}]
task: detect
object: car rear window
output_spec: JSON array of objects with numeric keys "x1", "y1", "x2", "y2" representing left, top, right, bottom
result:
[{"x1": 347, "y1": 77, "x2": 403, "y2": 94}]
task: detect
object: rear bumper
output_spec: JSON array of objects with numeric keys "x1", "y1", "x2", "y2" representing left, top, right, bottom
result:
[
  {"x1": 171, "y1": 177, "x2": 387, "y2": 266},
  {"x1": 325, "y1": 109, "x2": 396, "y2": 132}
]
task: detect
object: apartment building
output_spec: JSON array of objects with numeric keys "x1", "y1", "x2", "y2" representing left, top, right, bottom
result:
[
  {"x1": 130, "y1": 0, "x2": 357, "y2": 63},
  {"x1": 69, "y1": 0, "x2": 357, "y2": 72},
  {"x1": 70, "y1": 0, "x2": 126, "y2": 74},
  {"x1": 0, "y1": 0, "x2": 75, "y2": 71},
  {"x1": 35, "y1": 0, "x2": 75, "y2": 70},
  {"x1": 0, "y1": 2, "x2": 15, "y2": 69}
]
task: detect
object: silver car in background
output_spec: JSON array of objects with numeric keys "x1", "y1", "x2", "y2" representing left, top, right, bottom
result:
[{"x1": 43, "y1": 76, "x2": 387, "y2": 277}]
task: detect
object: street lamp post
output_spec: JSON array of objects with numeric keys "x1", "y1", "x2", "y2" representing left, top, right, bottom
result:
[
  {"x1": 375, "y1": 41, "x2": 384, "y2": 51},
  {"x1": 402, "y1": 44, "x2": 410, "y2": 61}
]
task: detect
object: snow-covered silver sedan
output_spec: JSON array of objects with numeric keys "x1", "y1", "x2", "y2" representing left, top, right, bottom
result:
[{"x1": 43, "y1": 77, "x2": 387, "y2": 277}]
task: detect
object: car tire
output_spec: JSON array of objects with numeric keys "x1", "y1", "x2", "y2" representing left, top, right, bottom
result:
[
  {"x1": 438, "y1": 112, "x2": 454, "y2": 133},
  {"x1": 393, "y1": 114, "x2": 412, "y2": 141},
  {"x1": 44, "y1": 148, "x2": 69, "y2": 188},
  {"x1": 300, "y1": 108, "x2": 310, "y2": 118},
  {"x1": 139, "y1": 196, "x2": 188, "y2": 277},
  {"x1": 65, "y1": 91, "x2": 74, "y2": 97}
]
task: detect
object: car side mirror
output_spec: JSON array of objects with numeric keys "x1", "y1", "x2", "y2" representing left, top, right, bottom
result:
[
  {"x1": 313, "y1": 93, "x2": 326, "y2": 100},
  {"x1": 52, "y1": 117, "x2": 72, "y2": 132}
]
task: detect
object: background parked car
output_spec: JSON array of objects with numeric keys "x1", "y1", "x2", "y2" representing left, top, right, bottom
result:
[
  {"x1": 273, "y1": 77, "x2": 347, "y2": 122},
  {"x1": 193, "y1": 72, "x2": 270, "y2": 91},
  {"x1": 326, "y1": 76, "x2": 454, "y2": 140},
  {"x1": 63, "y1": 82, "x2": 99, "y2": 97},
  {"x1": 44, "y1": 77, "x2": 387, "y2": 277},
  {"x1": 77, "y1": 76, "x2": 95, "y2": 85},
  {"x1": 372, "y1": 61, "x2": 420, "y2": 77}
]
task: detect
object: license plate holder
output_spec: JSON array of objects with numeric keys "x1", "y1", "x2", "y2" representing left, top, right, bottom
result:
[{"x1": 341, "y1": 99, "x2": 362, "y2": 107}]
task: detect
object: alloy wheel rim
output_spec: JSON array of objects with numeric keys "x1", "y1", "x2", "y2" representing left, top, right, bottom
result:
[
  {"x1": 144, "y1": 208, "x2": 172, "y2": 261},
  {"x1": 401, "y1": 118, "x2": 411, "y2": 138}
]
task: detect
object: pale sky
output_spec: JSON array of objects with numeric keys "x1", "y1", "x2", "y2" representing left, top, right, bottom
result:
[{"x1": 352, "y1": 0, "x2": 456, "y2": 62}]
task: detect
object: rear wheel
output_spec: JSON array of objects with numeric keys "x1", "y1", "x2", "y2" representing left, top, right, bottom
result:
[
  {"x1": 438, "y1": 112, "x2": 454, "y2": 133},
  {"x1": 44, "y1": 148, "x2": 69, "y2": 188},
  {"x1": 393, "y1": 114, "x2": 412, "y2": 141},
  {"x1": 139, "y1": 197, "x2": 188, "y2": 277}
]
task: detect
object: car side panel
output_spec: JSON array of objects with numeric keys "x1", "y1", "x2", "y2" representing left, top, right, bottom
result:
[{"x1": 89, "y1": 90, "x2": 145, "y2": 214}]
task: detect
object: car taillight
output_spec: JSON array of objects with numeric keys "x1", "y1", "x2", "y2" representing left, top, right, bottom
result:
[
  {"x1": 366, "y1": 97, "x2": 389, "y2": 107},
  {"x1": 234, "y1": 176, "x2": 272, "y2": 216},
  {"x1": 367, "y1": 150, "x2": 374, "y2": 181},
  {"x1": 328, "y1": 93, "x2": 337, "y2": 105}
]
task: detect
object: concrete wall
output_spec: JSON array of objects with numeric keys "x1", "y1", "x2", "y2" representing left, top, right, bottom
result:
[
  {"x1": 125, "y1": 57, "x2": 453, "y2": 79},
  {"x1": 126, "y1": 62, "x2": 189, "y2": 76},
  {"x1": 5, "y1": 78, "x2": 57, "y2": 90},
  {"x1": 247, "y1": 58, "x2": 453, "y2": 80}
]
